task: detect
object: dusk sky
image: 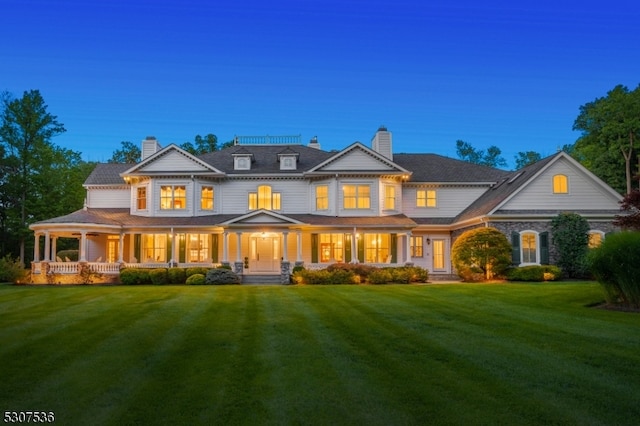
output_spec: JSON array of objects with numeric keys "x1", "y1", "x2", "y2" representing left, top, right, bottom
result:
[{"x1": 3, "y1": 0, "x2": 639, "y2": 168}]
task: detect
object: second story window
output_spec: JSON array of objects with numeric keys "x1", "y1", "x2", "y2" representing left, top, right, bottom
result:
[
  {"x1": 553, "y1": 174, "x2": 568, "y2": 194},
  {"x1": 416, "y1": 189, "x2": 436, "y2": 207},
  {"x1": 201, "y1": 186, "x2": 214, "y2": 210},
  {"x1": 343, "y1": 184, "x2": 370, "y2": 209},
  {"x1": 316, "y1": 185, "x2": 328, "y2": 210},
  {"x1": 249, "y1": 185, "x2": 281, "y2": 210},
  {"x1": 160, "y1": 185, "x2": 186, "y2": 210},
  {"x1": 384, "y1": 185, "x2": 396, "y2": 210},
  {"x1": 137, "y1": 187, "x2": 147, "y2": 210}
]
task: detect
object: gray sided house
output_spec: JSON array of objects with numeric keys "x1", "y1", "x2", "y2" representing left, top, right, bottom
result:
[{"x1": 29, "y1": 128, "x2": 622, "y2": 283}]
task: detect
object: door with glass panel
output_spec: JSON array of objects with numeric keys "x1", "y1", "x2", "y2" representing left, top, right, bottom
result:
[{"x1": 250, "y1": 236, "x2": 280, "y2": 272}]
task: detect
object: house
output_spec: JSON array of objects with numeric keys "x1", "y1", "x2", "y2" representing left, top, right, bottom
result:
[{"x1": 29, "y1": 127, "x2": 622, "y2": 284}]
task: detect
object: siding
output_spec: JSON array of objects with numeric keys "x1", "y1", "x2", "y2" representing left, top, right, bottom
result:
[
  {"x1": 87, "y1": 188, "x2": 130, "y2": 208},
  {"x1": 402, "y1": 186, "x2": 488, "y2": 218},
  {"x1": 140, "y1": 150, "x2": 210, "y2": 173},
  {"x1": 501, "y1": 158, "x2": 621, "y2": 211},
  {"x1": 321, "y1": 149, "x2": 395, "y2": 171},
  {"x1": 218, "y1": 179, "x2": 310, "y2": 214}
]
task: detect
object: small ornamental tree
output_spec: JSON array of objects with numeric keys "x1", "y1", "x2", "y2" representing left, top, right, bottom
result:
[
  {"x1": 451, "y1": 227, "x2": 512, "y2": 281},
  {"x1": 613, "y1": 189, "x2": 640, "y2": 230},
  {"x1": 551, "y1": 212, "x2": 590, "y2": 278}
]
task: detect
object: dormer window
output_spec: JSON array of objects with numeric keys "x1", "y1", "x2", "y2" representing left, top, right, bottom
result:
[
  {"x1": 277, "y1": 148, "x2": 299, "y2": 170},
  {"x1": 234, "y1": 156, "x2": 251, "y2": 170}
]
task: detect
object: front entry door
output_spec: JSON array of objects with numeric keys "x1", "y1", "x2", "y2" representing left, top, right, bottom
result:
[{"x1": 250, "y1": 236, "x2": 280, "y2": 272}]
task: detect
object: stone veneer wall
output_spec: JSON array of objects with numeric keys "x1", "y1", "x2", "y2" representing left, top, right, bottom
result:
[{"x1": 451, "y1": 220, "x2": 617, "y2": 266}]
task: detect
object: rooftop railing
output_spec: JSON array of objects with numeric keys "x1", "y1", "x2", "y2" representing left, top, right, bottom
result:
[{"x1": 235, "y1": 135, "x2": 302, "y2": 145}]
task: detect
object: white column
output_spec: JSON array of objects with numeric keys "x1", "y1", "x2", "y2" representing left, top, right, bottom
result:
[
  {"x1": 51, "y1": 237, "x2": 57, "y2": 260},
  {"x1": 170, "y1": 228, "x2": 176, "y2": 264},
  {"x1": 282, "y1": 231, "x2": 289, "y2": 262},
  {"x1": 80, "y1": 231, "x2": 87, "y2": 262},
  {"x1": 222, "y1": 231, "x2": 229, "y2": 262},
  {"x1": 44, "y1": 231, "x2": 51, "y2": 261},
  {"x1": 405, "y1": 231, "x2": 412, "y2": 264},
  {"x1": 235, "y1": 231, "x2": 242, "y2": 263},
  {"x1": 34, "y1": 233, "x2": 41, "y2": 262},
  {"x1": 351, "y1": 227, "x2": 358, "y2": 263},
  {"x1": 118, "y1": 233, "x2": 124, "y2": 263},
  {"x1": 296, "y1": 231, "x2": 302, "y2": 262}
]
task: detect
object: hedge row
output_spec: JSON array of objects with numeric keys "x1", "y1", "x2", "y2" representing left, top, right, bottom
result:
[
  {"x1": 292, "y1": 265, "x2": 429, "y2": 285},
  {"x1": 505, "y1": 265, "x2": 562, "y2": 282},
  {"x1": 119, "y1": 266, "x2": 238, "y2": 285}
]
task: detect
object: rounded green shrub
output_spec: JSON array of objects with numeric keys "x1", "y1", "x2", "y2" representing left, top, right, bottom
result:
[
  {"x1": 186, "y1": 273, "x2": 206, "y2": 285},
  {"x1": 0, "y1": 255, "x2": 28, "y2": 284},
  {"x1": 452, "y1": 227, "x2": 512, "y2": 281},
  {"x1": 186, "y1": 267, "x2": 210, "y2": 278},
  {"x1": 588, "y1": 231, "x2": 640, "y2": 307},
  {"x1": 506, "y1": 265, "x2": 562, "y2": 282},
  {"x1": 551, "y1": 212, "x2": 590, "y2": 278},
  {"x1": 167, "y1": 268, "x2": 186, "y2": 284},
  {"x1": 368, "y1": 269, "x2": 393, "y2": 284},
  {"x1": 119, "y1": 268, "x2": 151, "y2": 285},
  {"x1": 205, "y1": 268, "x2": 240, "y2": 285},
  {"x1": 149, "y1": 268, "x2": 169, "y2": 285}
]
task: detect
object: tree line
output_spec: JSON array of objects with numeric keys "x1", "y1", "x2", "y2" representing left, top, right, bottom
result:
[{"x1": 2, "y1": 85, "x2": 639, "y2": 265}]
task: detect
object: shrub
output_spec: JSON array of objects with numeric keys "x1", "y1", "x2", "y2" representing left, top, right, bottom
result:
[
  {"x1": 551, "y1": 212, "x2": 590, "y2": 278},
  {"x1": 217, "y1": 264, "x2": 232, "y2": 270},
  {"x1": 327, "y1": 263, "x2": 376, "y2": 282},
  {"x1": 119, "y1": 268, "x2": 151, "y2": 285},
  {"x1": 56, "y1": 250, "x2": 78, "y2": 261},
  {"x1": 205, "y1": 268, "x2": 240, "y2": 285},
  {"x1": 0, "y1": 255, "x2": 28, "y2": 284},
  {"x1": 186, "y1": 267, "x2": 210, "y2": 278},
  {"x1": 294, "y1": 268, "x2": 356, "y2": 285},
  {"x1": 506, "y1": 265, "x2": 562, "y2": 282},
  {"x1": 588, "y1": 231, "x2": 640, "y2": 307},
  {"x1": 186, "y1": 273, "x2": 206, "y2": 285},
  {"x1": 167, "y1": 268, "x2": 186, "y2": 284},
  {"x1": 149, "y1": 268, "x2": 169, "y2": 285},
  {"x1": 368, "y1": 269, "x2": 393, "y2": 284},
  {"x1": 452, "y1": 227, "x2": 512, "y2": 281}
]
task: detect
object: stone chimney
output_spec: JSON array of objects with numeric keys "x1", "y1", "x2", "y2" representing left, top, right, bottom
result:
[
  {"x1": 371, "y1": 126, "x2": 392, "y2": 160},
  {"x1": 141, "y1": 136, "x2": 162, "y2": 160},
  {"x1": 308, "y1": 136, "x2": 321, "y2": 150}
]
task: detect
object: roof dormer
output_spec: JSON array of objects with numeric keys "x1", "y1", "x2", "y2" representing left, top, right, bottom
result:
[
  {"x1": 232, "y1": 147, "x2": 254, "y2": 170},
  {"x1": 277, "y1": 147, "x2": 300, "y2": 170}
]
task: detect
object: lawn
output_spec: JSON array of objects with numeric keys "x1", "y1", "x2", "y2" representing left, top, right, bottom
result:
[{"x1": 1, "y1": 282, "x2": 639, "y2": 425}]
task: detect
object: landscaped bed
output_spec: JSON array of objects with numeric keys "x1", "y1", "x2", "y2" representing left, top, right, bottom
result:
[{"x1": 0, "y1": 282, "x2": 638, "y2": 425}]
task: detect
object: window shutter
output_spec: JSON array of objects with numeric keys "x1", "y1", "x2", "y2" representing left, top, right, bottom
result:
[
  {"x1": 357, "y1": 236, "x2": 365, "y2": 263},
  {"x1": 178, "y1": 234, "x2": 185, "y2": 263},
  {"x1": 134, "y1": 234, "x2": 141, "y2": 262},
  {"x1": 211, "y1": 234, "x2": 219, "y2": 263},
  {"x1": 540, "y1": 231, "x2": 549, "y2": 264},
  {"x1": 311, "y1": 234, "x2": 318, "y2": 263},
  {"x1": 511, "y1": 231, "x2": 520, "y2": 265},
  {"x1": 390, "y1": 233, "x2": 397, "y2": 263},
  {"x1": 344, "y1": 233, "x2": 352, "y2": 263},
  {"x1": 167, "y1": 234, "x2": 172, "y2": 262}
]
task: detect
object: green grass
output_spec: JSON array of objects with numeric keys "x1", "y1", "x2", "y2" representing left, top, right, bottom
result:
[{"x1": 1, "y1": 282, "x2": 639, "y2": 425}]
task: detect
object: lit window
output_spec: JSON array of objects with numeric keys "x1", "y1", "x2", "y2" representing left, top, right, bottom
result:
[
  {"x1": 553, "y1": 174, "x2": 568, "y2": 194},
  {"x1": 316, "y1": 185, "x2": 328, "y2": 210},
  {"x1": 319, "y1": 234, "x2": 344, "y2": 262},
  {"x1": 417, "y1": 189, "x2": 436, "y2": 207},
  {"x1": 588, "y1": 231, "x2": 604, "y2": 248},
  {"x1": 142, "y1": 234, "x2": 167, "y2": 262},
  {"x1": 160, "y1": 185, "x2": 186, "y2": 210},
  {"x1": 248, "y1": 185, "x2": 281, "y2": 210},
  {"x1": 201, "y1": 186, "x2": 214, "y2": 210},
  {"x1": 343, "y1": 185, "x2": 370, "y2": 209},
  {"x1": 384, "y1": 185, "x2": 396, "y2": 210},
  {"x1": 521, "y1": 232, "x2": 537, "y2": 264},
  {"x1": 137, "y1": 187, "x2": 147, "y2": 210},
  {"x1": 410, "y1": 236, "x2": 423, "y2": 257},
  {"x1": 187, "y1": 234, "x2": 210, "y2": 262},
  {"x1": 364, "y1": 234, "x2": 390, "y2": 263}
]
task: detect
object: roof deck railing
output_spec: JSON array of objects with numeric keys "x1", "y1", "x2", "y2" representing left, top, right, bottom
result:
[{"x1": 234, "y1": 134, "x2": 302, "y2": 145}]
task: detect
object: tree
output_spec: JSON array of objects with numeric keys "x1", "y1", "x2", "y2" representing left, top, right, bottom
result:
[
  {"x1": 514, "y1": 151, "x2": 542, "y2": 169},
  {"x1": 180, "y1": 133, "x2": 218, "y2": 155},
  {"x1": 451, "y1": 227, "x2": 512, "y2": 281},
  {"x1": 551, "y1": 212, "x2": 590, "y2": 278},
  {"x1": 613, "y1": 189, "x2": 640, "y2": 230},
  {"x1": 0, "y1": 90, "x2": 66, "y2": 264},
  {"x1": 109, "y1": 141, "x2": 140, "y2": 163},
  {"x1": 455, "y1": 140, "x2": 507, "y2": 168},
  {"x1": 573, "y1": 84, "x2": 640, "y2": 194}
]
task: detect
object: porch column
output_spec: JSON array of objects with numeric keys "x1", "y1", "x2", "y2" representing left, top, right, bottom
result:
[
  {"x1": 222, "y1": 231, "x2": 229, "y2": 263},
  {"x1": 296, "y1": 231, "x2": 302, "y2": 262},
  {"x1": 282, "y1": 231, "x2": 289, "y2": 262},
  {"x1": 51, "y1": 237, "x2": 57, "y2": 261},
  {"x1": 405, "y1": 231, "x2": 412, "y2": 264},
  {"x1": 33, "y1": 233, "x2": 40, "y2": 262},
  {"x1": 235, "y1": 231, "x2": 243, "y2": 263},
  {"x1": 169, "y1": 228, "x2": 176, "y2": 265},
  {"x1": 79, "y1": 231, "x2": 87, "y2": 262},
  {"x1": 351, "y1": 227, "x2": 358, "y2": 263},
  {"x1": 43, "y1": 231, "x2": 51, "y2": 261},
  {"x1": 118, "y1": 233, "x2": 124, "y2": 263}
]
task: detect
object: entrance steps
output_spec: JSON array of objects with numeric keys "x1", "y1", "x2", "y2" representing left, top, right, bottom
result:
[{"x1": 241, "y1": 274, "x2": 283, "y2": 285}]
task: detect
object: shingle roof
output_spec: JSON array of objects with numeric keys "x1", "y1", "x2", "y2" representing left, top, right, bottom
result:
[
  {"x1": 84, "y1": 163, "x2": 132, "y2": 185},
  {"x1": 393, "y1": 153, "x2": 510, "y2": 183}
]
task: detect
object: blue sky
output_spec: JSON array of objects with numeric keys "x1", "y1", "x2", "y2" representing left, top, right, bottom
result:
[{"x1": 3, "y1": 0, "x2": 639, "y2": 168}]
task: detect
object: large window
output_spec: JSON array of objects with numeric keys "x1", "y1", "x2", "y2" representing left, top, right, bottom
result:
[
  {"x1": 160, "y1": 185, "x2": 186, "y2": 210},
  {"x1": 201, "y1": 186, "x2": 214, "y2": 210},
  {"x1": 316, "y1": 185, "x2": 329, "y2": 210},
  {"x1": 521, "y1": 232, "x2": 538, "y2": 264},
  {"x1": 417, "y1": 189, "x2": 436, "y2": 207},
  {"x1": 364, "y1": 234, "x2": 390, "y2": 263},
  {"x1": 187, "y1": 234, "x2": 210, "y2": 262},
  {"x1": 249, "y1": 185, "x2": 281, "y2": 210},
  {"x1": 137, "y1": 187, "x2": 147, "y2": 210},
  {"x1": 384, "y1": 185, "x2": 396, "y2": 210},
  {"x1": 410, "y1": 236, "x2": 423, "y2": 257},
  {"x1": 553, "y1": 174, "x2": 568, "y2": 194},
  {"x1": 142, "y1": 234, "x2": 167, "y2": 262},
  {"x1": 319, "y1": 234, "x2": 344, "y2": 262},
  {"x1": 343, "y1": 185, "x2": 370, "y2": 209}
]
